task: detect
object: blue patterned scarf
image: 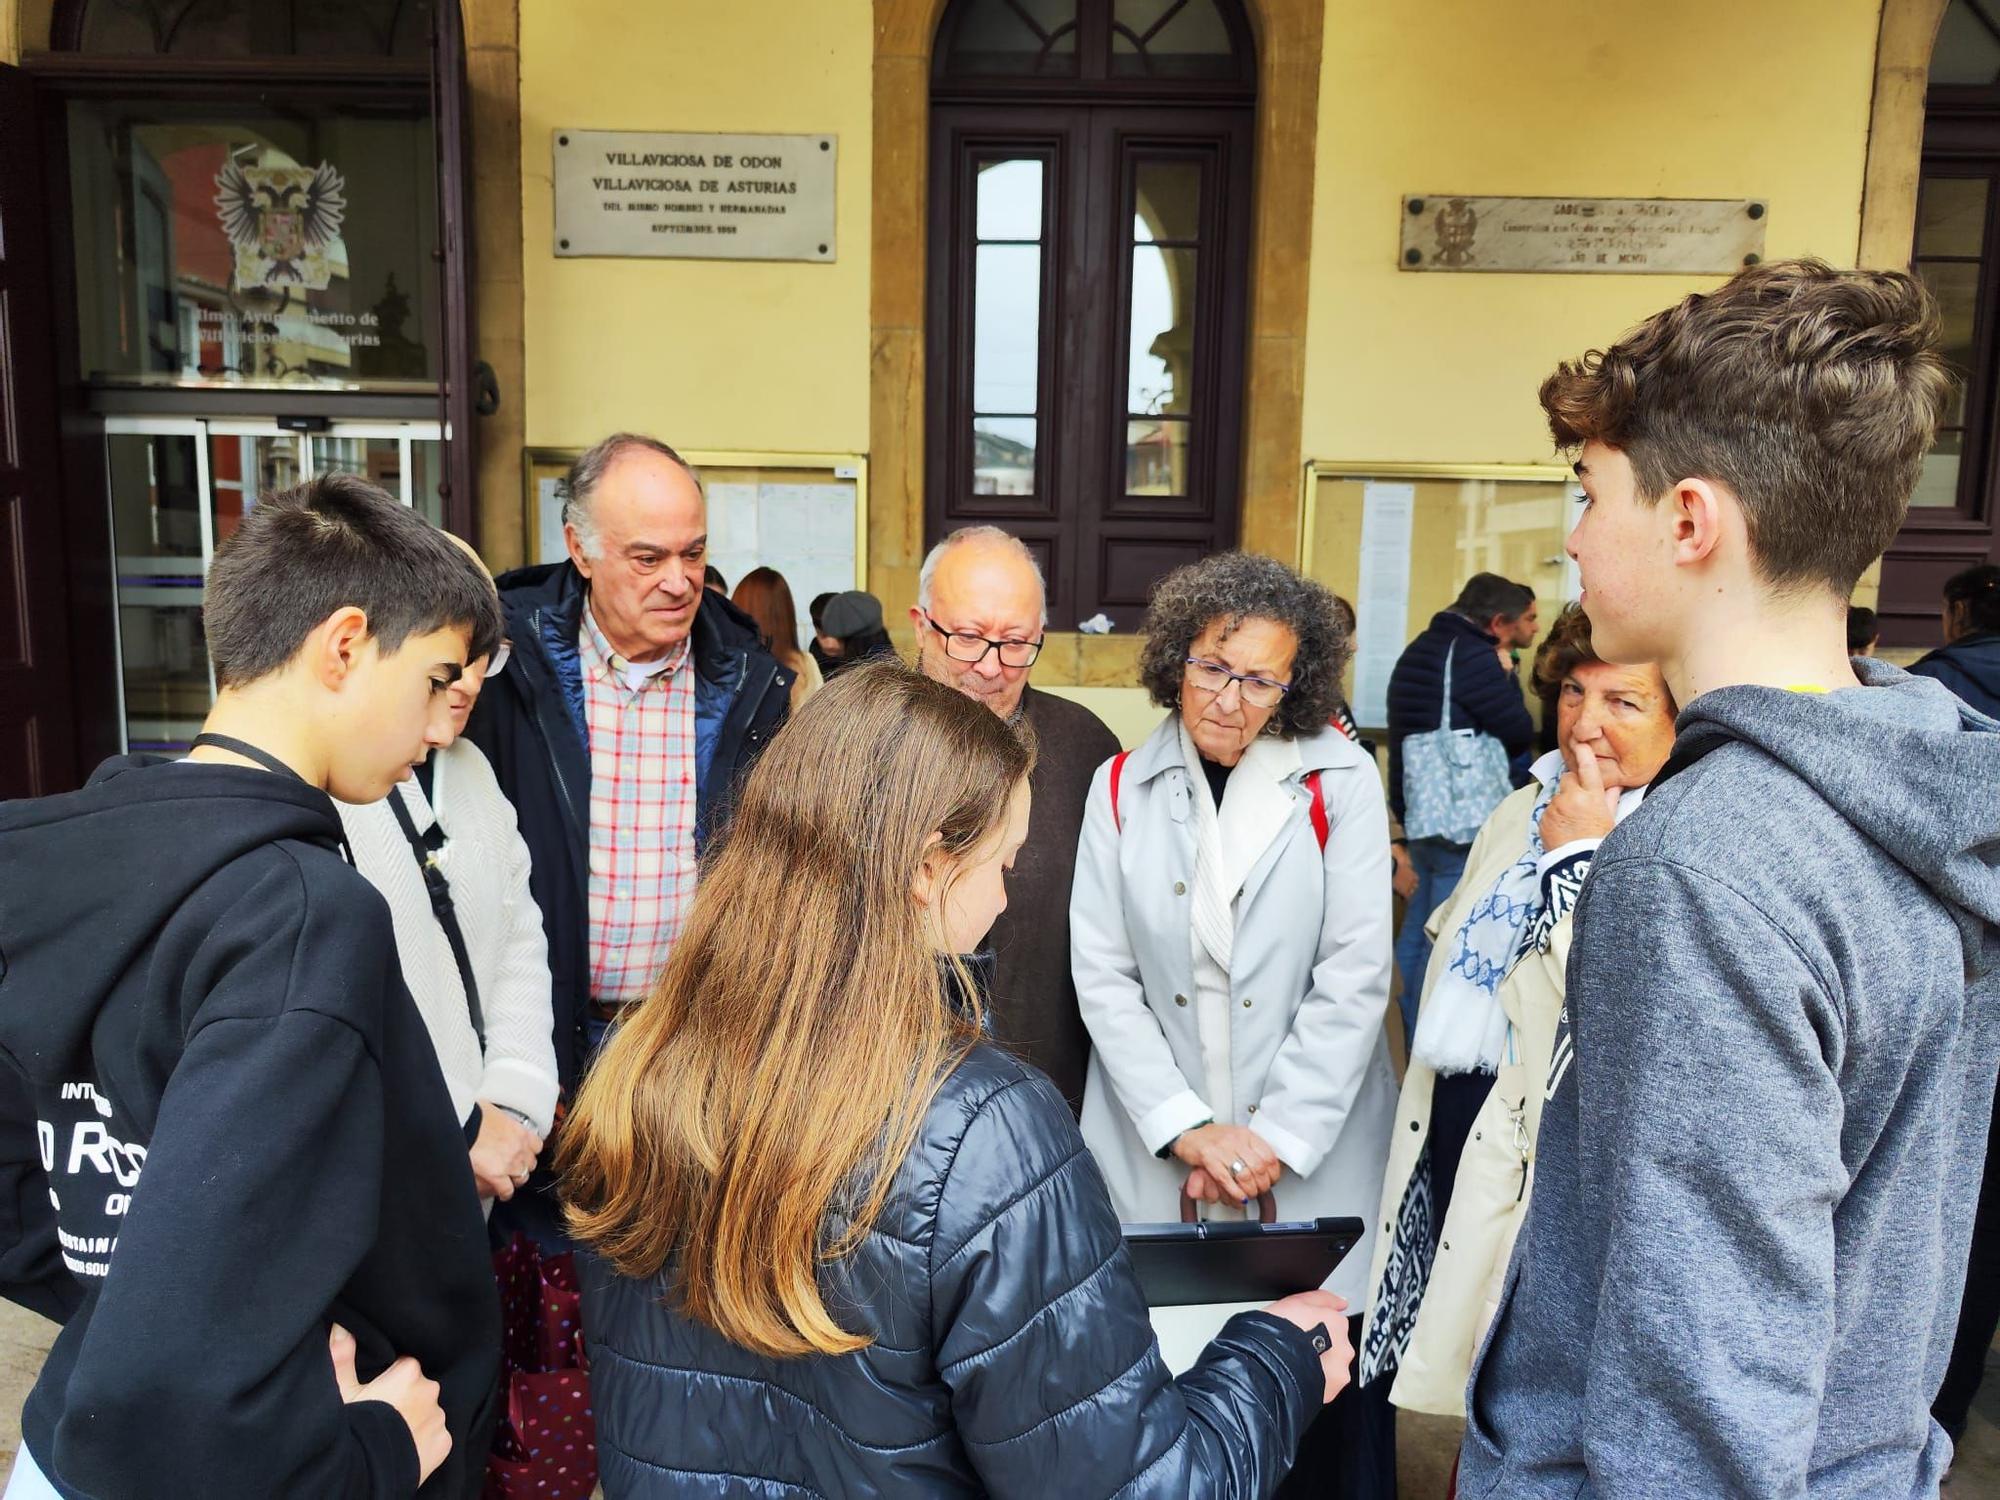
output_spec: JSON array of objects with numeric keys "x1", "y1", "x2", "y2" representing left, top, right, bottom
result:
[{"x1": 1408, "y1": 770, "x2": 1561, "y2": 1076}]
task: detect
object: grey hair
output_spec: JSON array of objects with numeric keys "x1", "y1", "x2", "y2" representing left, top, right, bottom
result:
[
  {"x1": 1137, "y1": 551, "x2": 1352, "y2": 739},
  {"x1": 561, "y1": 433, "x2": 702, "y2": 560},
  {"x1": 917, "y1": 526, "x2": 1047, "y2": 625}
]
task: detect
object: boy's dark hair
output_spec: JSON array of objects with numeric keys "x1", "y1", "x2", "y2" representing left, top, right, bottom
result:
[
  {"x1": 808, "y1": 592, "x2": 834, "y2": 631},
  {"x1": 1452, "y1": 572, "x2": 1536, "y2": 625},
  {"x1": 704, "y1": 564, "x2": 727, "y2": 592},
  {"x1": 204, "y1": 472, "x2": 504, "y2": 688},
  {"x1": 1943, "y1": 563, "x2": 2000, "y2": 636},
  {"x1": 1540, "y1": 258, "x2": 1952, "y2": 597},
  {"x1": 1846, "y1": 605, "x2": 1880, "y2": 654}
]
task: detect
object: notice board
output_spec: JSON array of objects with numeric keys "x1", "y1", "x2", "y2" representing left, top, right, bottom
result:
[{"x1": 524, "y1": 449, "x2": 866, "y2": 652}]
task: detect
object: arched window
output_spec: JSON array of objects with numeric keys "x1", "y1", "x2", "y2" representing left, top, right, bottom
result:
[
  {"x1": 928, "y1": 0, "x2": 1255, "y2": 628},
  {"x1": 56, "y1": 0, "x2": 433, "y2": 57}
]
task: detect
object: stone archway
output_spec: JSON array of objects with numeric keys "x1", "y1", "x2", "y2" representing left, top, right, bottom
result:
[{"x1": 1859, "y1": 0, "x2": 1950, "y2": 269}]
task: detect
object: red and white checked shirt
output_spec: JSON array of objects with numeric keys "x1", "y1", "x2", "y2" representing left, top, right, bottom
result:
[{"x1": 579, "y1": 605, "x2": 698, "y2": 1005}]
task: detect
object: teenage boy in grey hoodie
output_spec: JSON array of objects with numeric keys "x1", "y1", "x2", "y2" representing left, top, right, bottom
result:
[{"x1": 1461, "y1": 259, "x2": 2000, "y2": 1497}]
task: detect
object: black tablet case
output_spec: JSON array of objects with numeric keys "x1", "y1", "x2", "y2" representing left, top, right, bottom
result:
[{"x1": 1122, "y1": 1216, "x2": 1364, "y2": 1307}]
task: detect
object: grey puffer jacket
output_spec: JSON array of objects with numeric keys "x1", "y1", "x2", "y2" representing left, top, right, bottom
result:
[{"x1": 583, "y1": 1044, "x2": 1326, "y2": 1497}]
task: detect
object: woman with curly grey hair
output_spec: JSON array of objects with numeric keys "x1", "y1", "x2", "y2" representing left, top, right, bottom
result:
[{"x1": 1071, "y1": 552, "x2": 1399, "y2": 1498}]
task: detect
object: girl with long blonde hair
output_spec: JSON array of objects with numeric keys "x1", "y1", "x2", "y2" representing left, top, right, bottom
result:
[{"x1": 563, "y1": 660, "x2": 1348, "y2": 1496}]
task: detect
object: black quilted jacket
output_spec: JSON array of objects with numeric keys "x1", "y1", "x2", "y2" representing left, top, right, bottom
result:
[{"x1": 582, "y1": 1044, "x2": 1326, "y2": 1497}]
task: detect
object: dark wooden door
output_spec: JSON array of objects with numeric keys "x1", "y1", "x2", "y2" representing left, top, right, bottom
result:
[
  {"x1": 0, "y1": 64, "x2": 77, "y2": 799},
  {"x1": 433, "y1": 0, "x2": 480, "y2": 541},
  {"x1": 926, "y1": 101, "x2": 1252, "y2": 629}
]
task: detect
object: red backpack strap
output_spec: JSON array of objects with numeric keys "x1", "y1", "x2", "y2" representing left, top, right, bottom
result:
[
  {"x1": 1109, "y1": 750, "x2": 1131, "y2": 832},
  {"x1": 1305, "y1": 769, "x2": 1329, "y2": 851}
]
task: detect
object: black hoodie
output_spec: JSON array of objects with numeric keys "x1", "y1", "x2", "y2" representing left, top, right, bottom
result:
[{"x1": 0, "y1": 757, "x2": 499, "y2": 1497}]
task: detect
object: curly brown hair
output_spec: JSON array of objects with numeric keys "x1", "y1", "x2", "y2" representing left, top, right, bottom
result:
[
  {"x1": 1137, "y1": 552, "x2": 1350, "y2": 738},
  {"x1": 1539, "y1": 258, "x2": 1952, "y2": 597}
]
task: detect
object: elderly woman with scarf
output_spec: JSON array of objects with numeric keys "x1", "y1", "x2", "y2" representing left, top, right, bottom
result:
[
  {"x1": 1356, "y1": 605, "x2": 1677, "y2": 1418},
  {"x1": 1072, "y1": 552, "x2": 1399, "y2": 1498}
]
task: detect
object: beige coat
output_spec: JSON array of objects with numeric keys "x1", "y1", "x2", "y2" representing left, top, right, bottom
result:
[{"x1": 1359, "y1": 782, "x2": 1573, "y2": 1417}]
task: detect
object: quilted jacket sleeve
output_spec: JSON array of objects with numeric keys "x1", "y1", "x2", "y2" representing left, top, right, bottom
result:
[{"x1": 931, "y1": 1067, "x2": 1324, "y2": 1497}]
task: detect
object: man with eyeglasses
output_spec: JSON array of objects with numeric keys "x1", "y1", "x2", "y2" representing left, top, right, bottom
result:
[{"x1": 910, "y1": 526, "x2": 1120, "y2": 1114}]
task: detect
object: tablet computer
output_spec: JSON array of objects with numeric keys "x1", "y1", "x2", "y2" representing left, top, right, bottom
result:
[{"x1": 1122, "y1": 1216, "x2": 1364, "y2": 1307}]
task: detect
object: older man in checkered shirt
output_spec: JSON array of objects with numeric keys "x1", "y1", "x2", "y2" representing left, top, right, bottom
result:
[{"x1": 467, "y1": 434, "x2": 792, "y2": 1113}]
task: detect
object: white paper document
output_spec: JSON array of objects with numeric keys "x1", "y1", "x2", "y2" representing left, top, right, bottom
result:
[{"x1": 1351, "y1": 481, "x2": 1415, "y2": 728}]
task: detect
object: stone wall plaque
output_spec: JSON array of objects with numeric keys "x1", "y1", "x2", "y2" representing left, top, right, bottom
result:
[
  {"x1": 554, "y1": 130, "x2": 836, "y2": 262},
  {"x1": 1399, "y1": 196, "x2": 1766, "y2": 274}
]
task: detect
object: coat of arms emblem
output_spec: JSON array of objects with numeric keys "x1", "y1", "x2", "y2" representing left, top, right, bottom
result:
[
  {"x1": 214, "y1": 156, "x2": 347, "y2": 292},
  {"x1": 1434, "y1": 198, "x2": 1479, "y2": 268}
]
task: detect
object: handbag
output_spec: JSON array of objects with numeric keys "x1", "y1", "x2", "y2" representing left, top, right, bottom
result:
[
  {"x1": 483, "y1": 1233, "x2": 597, "y2": 1500},
  {"x1": 1400, "y1": 640, "x2": 1515, "y2": 845}
]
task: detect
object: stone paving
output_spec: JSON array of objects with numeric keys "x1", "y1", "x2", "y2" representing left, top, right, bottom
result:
[{"x1": 0, "y1": 1285, "x2": 1992, "y2": 1495}]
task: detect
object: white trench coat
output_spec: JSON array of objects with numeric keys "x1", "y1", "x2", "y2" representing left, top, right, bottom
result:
[{"x1": 1071, "y1": 715, "x2": 1399, "y2": 1306}]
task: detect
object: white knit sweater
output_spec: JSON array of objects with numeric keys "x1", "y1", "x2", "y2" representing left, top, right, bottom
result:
[{"x1": 337, "y1": 739, "x2": 560, "y2": 1136}]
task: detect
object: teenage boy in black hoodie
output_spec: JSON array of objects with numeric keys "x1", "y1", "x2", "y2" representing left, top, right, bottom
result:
[{"x1": 0, "y1": 475, "x2": 505, "y2": 1497}]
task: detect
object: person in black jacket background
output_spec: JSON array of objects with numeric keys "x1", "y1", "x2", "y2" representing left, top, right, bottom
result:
[
  {"x1": 563, "y1": 662, "x2": 1350, "y2": 1498},
  {"x1": 0, "y1": 476, "x2": 503, "y2": 1498},
  {"x1": 1915, "y1": 562, "x2": 2000, "y2": 1455},
  {"x1": 464, "y1": 434, "x2": 788, "y2": 1247},
  {"x1": 1910, "y1": 562, "x2": 2000, "y2": 720},
  {"x1": 1384, "y1": 574, "x2": 1538, "y2": 1033}
]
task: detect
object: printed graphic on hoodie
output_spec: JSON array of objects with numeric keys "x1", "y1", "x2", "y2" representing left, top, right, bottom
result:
[
  {"x1": 1544, "y1": 1005, "x2": 1574, "y2": 1104},
  {"x1": 37, "y1": 1080, "x2": 145, "y2": 1280}
]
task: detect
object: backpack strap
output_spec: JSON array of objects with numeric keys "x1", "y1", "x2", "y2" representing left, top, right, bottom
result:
[{"x1": 1108, "y1": 749, "x2": 1132, "y2": 832}]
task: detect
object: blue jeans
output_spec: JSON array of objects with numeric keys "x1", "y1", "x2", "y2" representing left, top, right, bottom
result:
[{"x1": 1394, "y1": 837, "x2": 1470, "y2": 1038}]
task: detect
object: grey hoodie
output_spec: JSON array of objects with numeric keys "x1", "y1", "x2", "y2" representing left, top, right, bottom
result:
[{"x1": 1461, "y1": 659, "x2": 2000, "y2": 1498}]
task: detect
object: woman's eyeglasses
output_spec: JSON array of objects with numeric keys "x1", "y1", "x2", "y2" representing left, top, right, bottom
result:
[{"x1": 1184, "y1": 656, "x2": 1290, "y2": 709}]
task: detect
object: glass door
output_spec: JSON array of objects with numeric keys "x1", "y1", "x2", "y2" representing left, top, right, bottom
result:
[
  {"x1": 104, "y1": 420, "x2": 212, "y2": 754},
  {"x1": 104, "y1": 415, "x2": 443, "y2": 753}
]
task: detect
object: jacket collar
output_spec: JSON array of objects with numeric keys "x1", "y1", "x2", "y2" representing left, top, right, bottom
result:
[
  {"x1": 494, "y1": 560, "x2": 766, "y2": 685},
  {"x1": 1127, "y1": 711, "x2": 1375, "y2": 784},
  {"x1": 1431, "y1": 608, "x2": 1500, "y2": 646}
]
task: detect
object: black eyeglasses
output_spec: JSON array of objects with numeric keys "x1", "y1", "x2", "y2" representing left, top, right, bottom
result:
[
  {"x1": 924, "y1": 613, "x2": 1044, "y2": 668},
  {"x1": 1184, "y1": 656, "x2": 1291, "y2": 709}
]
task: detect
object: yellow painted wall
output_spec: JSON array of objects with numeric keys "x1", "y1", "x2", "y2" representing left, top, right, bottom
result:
[
  {"x1": 517, "y1": 0, "x2": 873, "y2": 454},
  {"x1": 1301, "y1": 0, "x2": 1883, "y2": 467},
  {"x1": 517, "y1": 0, "x2": 1887, "y2": 595}
]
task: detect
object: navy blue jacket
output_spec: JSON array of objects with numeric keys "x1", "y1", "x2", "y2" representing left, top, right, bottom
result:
[
  {"x1": 1909, "y1": 632, "x2": 2000, "y2": 722},
  {"x1": 463, "y1": 562, "x2": 789, "y2": 1093},
  {"x1": 584, "y1": 1044, "x2": 1326, "y2": 1497},
  {"x1": 1384, "y1": 610, "x2": 1536, "y2": 824}
]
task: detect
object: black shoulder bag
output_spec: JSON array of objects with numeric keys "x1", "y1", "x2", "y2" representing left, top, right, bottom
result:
[{"x1": 386, "y1": 789, "x2": 487, "y2": 1053}]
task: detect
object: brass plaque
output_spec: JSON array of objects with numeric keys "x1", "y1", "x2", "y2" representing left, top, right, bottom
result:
[
  {"x1": 1400, "y1": 196, "x2": 1767, "y2": 274},
  {"x1": 554, "y1": 130, "x2": 837, "y2": 262}
]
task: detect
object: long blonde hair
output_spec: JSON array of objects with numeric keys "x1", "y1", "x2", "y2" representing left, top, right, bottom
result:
[{"x1": 560, "y1": 660, "x2": 1035, "y2": 1357}]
